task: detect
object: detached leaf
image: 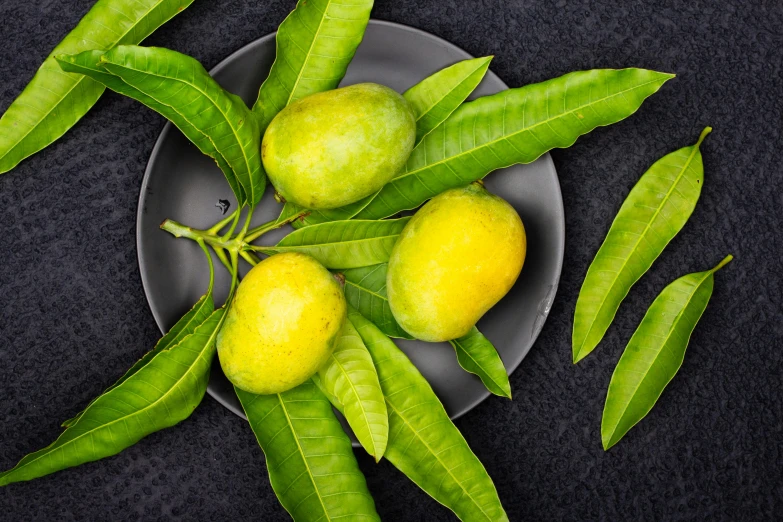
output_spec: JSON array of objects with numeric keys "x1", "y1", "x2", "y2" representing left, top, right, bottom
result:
[
  {"x1": 601, "y1": 255, "x2": 732, "y2": 450},
  {"x1": 256, "y1": 218, "x2": 409, "y2": 269},
  {"x1": 450, "y1": 328, "x2": 511, "y2": 399},
  {"x1": 0, "y1": 0, "x2": 195, "y2": 174},
  {"x1": 404, "y1": 56, "x2": 492, "y2": 143},
  {"x1": 0, "y1": 309, "x2": 225, "y2": 486},
  {"x1": 350, "y1": 310, "x2": 509, "y2": 522},
  {"x1": 237, "y1": 381, "x2": 380, "y2": 521},
  {"x1": 317, "y1": 318, "x2": 388, "y2": 461},
  {"x1": 253, "y1": 0, "x2": 374, "y2": 124},
  {"x1": 573, "y1": 127, "x2": 711, "y2": 363},
  {"x1": 341, "y1": 263, "x2": 412, "y2": 339}
]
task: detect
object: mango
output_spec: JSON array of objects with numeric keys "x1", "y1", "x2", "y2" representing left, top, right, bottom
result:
[
  {"x1": 387, "y1": 183, "x2": 526, "y2": 342},
  {"x1": 217, "y1": 252, "x2": 347, "y2": 394},
  {"x1": 261, "y1": 83, "x2": 416, "y2": 209}
]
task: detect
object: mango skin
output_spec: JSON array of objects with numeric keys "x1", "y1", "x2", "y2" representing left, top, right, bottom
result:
[
  {"x1": 261, "y1": 83, "x2": 416, "y2": 209},
  {"x1": 387, "y1": 183, "x2": 526, "y2": 342},
  {"x1": 217, "y1": 252, "x2": 347, "y2": 395}
]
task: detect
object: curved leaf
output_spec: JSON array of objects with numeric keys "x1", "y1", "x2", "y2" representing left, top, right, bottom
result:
[
  {"x1": 0, "y1": 0, "x2": 195, "y2": 174},
  {"x1": 404, "y1": 56, "x2": 492, "y2": 143},
  {"x1": 279, "y1": 195, "x2": 376, "y2": 230},
  {"x1": 256, "y1": 218, "x2": 409, "y2": 269},
  {"x1": 317, "y1": 318, "x2": 388, "y2": 461},
  {"x1": 253, "y1": 0, "x2": 374, "y2": 124},
  {"x1": 450, "y1": 328, "x2": 511, "y2": 399},
  {"x1": 573, "y1": 127, "x2": 710, "y2": 363},
  {"x1": 601, "y1": 255, "x2": 732, "y2": 450},
  {"x1": 341, "y1": 263, "x2": 412, "y2": 339},
  {"x1": 350, "y1": 310, "x2": 508, "y2": 522},
  {"x1": 0, "y1": 308, "x2": 225, "y2": 486},
  {"x1": 56, "y1": 50, "x2": 246, "y2": 204},
  {"x1": 236, "y1": 381, "x2": 380, "y2": 521}
]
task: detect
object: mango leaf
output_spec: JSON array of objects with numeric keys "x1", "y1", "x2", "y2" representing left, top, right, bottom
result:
[
  {"x1": 252, "y1": 0, "x2": 374, "y2": 125},
  {"x1": 316, "y1": 318, "x2": 387, "y2": 461},
  {"x1": 0, "y1": 0, "x2": 195, "y2": 175},
  {"x1": 404, "y1": 56, "x2": 492, "y2": 144},
  {"x1": 449, "y1": 327, "x2": 511, "y2": 399},
  {"x1": 278, "y1": 195, "x2": 376, "y2": 230},
  {"x1": 350, "y1": 310, "x2": 509, "y2": 522},
  {"x1": 255, "y1": 218, "x2": 409, "y2": 269},
  {"x1": 341, "y1": 263, "x2": 412, "y2": 339},
  {"x1": 601, "y1": 255, "x2": 732, "y2": 450},
  {"x1": 236, "y1": 381, "x2": 380, "y2": 521},
  {"x1": 0, "y1": 308, "x2": 225, "y2": 486},
  {"x1": 56, "y1": 50, "x2": 246, "y2": 205},
  {"x1": 573, "y1": 127, "x2": 710, "y2": 363},
  {"x1": 303, "y1": 68, "x2": 673, "y2": 223}
]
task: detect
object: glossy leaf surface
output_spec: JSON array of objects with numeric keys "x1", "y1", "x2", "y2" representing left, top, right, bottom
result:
[
  {"x1": 257, "y1": 218, "x2": 409, "y2": 269},
  {"x1": 0, "y1": 0, "x2": 194, "y2": 174},
  {"x1": 317, "y1": 318, "x2": 388, "y2": 461},
  {"x1": 278, "y1": 195, "x2": 375, "y2": 230},
  {"x1": 601, "y1": 255, "x2": 732, "y2": 450},
  {"x1": 341, "y1": 263, "x2": 412, "y2": 339},
  {"x1": 573, "y1": 128, "x2": 710, "y2": 363},
  {"x1": 450, "y1": 328, "x2": 511, "y2": 399},
  {"x1": 404, "y1": 56, "x2": 492, "y2": 143},
  {"x1": 350, "y1": 310, "x2": 508, "y2": 521},
  {"x1": 237, "y1": 381, "x2": 380, "y2": 521}
]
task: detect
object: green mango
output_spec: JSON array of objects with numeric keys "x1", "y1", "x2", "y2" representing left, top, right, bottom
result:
[
  {"x1": 261, "y1": 83, "x2": 416, "y2": 209},
  {"x1": 217, "y1": 252, "x2": 347, "y2": 394},
  {"x1": 387, "y1": 183, "x2": 526, "y2": 342}
]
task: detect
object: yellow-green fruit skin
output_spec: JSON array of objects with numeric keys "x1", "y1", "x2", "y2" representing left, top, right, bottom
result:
[
  {"x1": 261, "y1": 83, "x2": 416, "y2": 209},
  {"x1": 217, "y1": 252, "x2": 347, "y2": 395},
  {"x1": 387, "y1": 184, "x2": 527, "y2": 342}
]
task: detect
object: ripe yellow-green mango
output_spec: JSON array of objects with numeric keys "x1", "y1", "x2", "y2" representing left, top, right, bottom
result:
[
  {"x1": 261, "y1": 83, "x2": 416, "y2": 209},
  {"x1": 387, "y1": 183, "x2": 526, "y2": 342},
  {"x1": 217, "y1": 252, "x2": 347, "y2": 395}
]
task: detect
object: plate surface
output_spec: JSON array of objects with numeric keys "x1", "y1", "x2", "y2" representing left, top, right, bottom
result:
[{"x1": 137, "y1": 20, "x2": 565, "y2": 433}]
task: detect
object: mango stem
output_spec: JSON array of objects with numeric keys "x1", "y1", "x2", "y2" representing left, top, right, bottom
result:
[{"x1": 711, "y1": 254, "x2": 733, "y2": 273}]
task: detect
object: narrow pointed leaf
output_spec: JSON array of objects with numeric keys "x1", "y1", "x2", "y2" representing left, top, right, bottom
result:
[
  {"x1": 256, "y1": 218, "x2": 409, "y2": 269},
  {"x1": 0, "y1": 0, "x2": 195, "y2": 174},
  {"x1": 450, "y1": 328, "x2": 511, "y2": 399},
  {"x1": 341, "y1": 263, "x2": 412, "y2": 339},
  {"x1": 236, "y1": 381, "x2": 380, "y2": 521},
  {"x1": 0, "y1": 309, "x2": 225, "y2": 486},
  {"x1": 573, "y1": 127, "x2": 710, "y2": 363},
  {"x1": 601, "y1": 255, "x2": 732, "y2": 450},
  {"x1": 350, "y1": 310, "x2": 508, "y2": 522},
  {"x1": 317, "y1": 318, "x2": 388, "y2": 460},
  {"x1": 278, "y1": 195, "x2": 376, "y2": 230},
  {"x1": 56, "y1": 50, "x2": 246, "y2": 204},
  {"x1": 404, "y1": 57, "x2": 492, "y2": 143},
  {"x1": 253, "y1": 0, "x2": 374, "y2": 124}
]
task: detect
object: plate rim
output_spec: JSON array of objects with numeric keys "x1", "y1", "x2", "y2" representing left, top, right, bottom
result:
[{"x1": 136, "y1": 19, "x2": 565, "y2": 423}]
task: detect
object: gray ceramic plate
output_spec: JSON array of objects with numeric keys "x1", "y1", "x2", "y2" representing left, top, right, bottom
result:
[{"x1": 137, "y1": 20, "x2": 565, "y2": 437}]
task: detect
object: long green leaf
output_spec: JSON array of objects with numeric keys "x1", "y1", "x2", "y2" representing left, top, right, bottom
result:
[
  {"x1": 450, "y1": 328, "x2": 511, "y2": 399},
  {"x1": 255, "y1": 218, "x2": 409, "y2": 269},
  {"x1": 601, "y1": 255, "x2": 732, "y2": 450},
  {"x1": 0, "y1": 308, "x2": 225, "y2": 486},
  {"x1": 573, "y1": 127, "x2": 710, "y2": 363},
  {"x1": 404, "y1": 57, "x2": 492, "y2": 143},
  {"x1": 0, "y1": 0, "x2": 195, "y2": 174},
  {"x1": 316, "y1": 318, "x2": 388, "y2": 461},
  {"x1": 302, "y1": 68, "x2": 672, "y2": 224},
  {"x1": 278, "y1": 195, "x2": 376, "y2": 230},
  {"x1": 252, "y1": 0, "x2": 374, "y2": 125},
  {"x1": 350, "y1": 310, "x2": 508, "y2": 522},
  {"x1": 341, "y1": 263, "x2": 412, "y2": 339},
  {"x1": 236, "y1": 381, "x2": 380, "y2": 521},
  {"x1": 56, "y1": 50, "x2": 246, "y2": 204}
]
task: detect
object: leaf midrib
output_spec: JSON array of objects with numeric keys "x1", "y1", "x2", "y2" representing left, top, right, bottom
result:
[
  {"x1": 286, "y1": 0, "x2": 334, "y2": 106},
  {"x1": 411, "y1": 59, "x2": 489, "y2": 123}
]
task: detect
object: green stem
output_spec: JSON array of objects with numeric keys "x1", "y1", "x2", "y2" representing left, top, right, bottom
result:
[
  {"x1": 711, "y1": 254, "x2": 733, "y2": 273},
  {"x1": 207, "y1": 208, "x2": 241, "y2": 235},
  {"x1": 160, "y1": 219, "x2": 235, "y2": 250}
]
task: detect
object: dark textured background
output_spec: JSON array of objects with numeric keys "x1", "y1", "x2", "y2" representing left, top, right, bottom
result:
[{"x1": 1, "y1": 0, "x2": 781, "y2": 520}]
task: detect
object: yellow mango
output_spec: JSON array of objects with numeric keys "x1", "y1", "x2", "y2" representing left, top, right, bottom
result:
[
  {"x1": 387, "y1": 183, "x2": 526, "y2": 342},
  {"x1": 217, "y1": 252, "x2": 347, "y2": 394},
  {"x1": 261, "y1": 83, "x2": 415, "y2": 209}
]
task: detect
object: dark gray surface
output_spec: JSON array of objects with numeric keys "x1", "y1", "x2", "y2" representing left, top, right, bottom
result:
[
  {"x1": 0, "y1": 0, "x2": 781, "y2": 520},
  {"x1": 136, "y1": 20, "x2": 565, "y2": 433}
]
